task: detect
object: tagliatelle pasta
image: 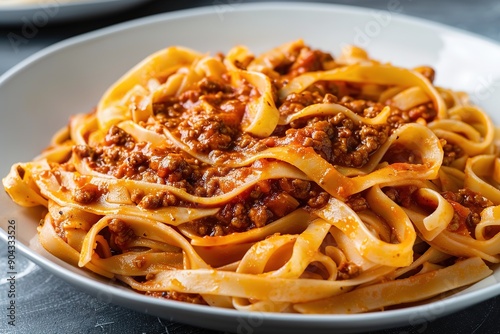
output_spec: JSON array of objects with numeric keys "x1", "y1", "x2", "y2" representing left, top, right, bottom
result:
[{"x1": 4, "y1": 40, "x2": 500, "y2": 313}]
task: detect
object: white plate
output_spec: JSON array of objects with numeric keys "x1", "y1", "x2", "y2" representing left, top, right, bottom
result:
[
  {"x1": 1, "y1": 2, "x2": 500, "y2": 333},
  {"x1": 0, "y1": 0, "x2": 150, "y2": 25}
]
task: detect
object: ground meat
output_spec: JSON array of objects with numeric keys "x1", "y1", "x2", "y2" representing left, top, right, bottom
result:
[
  {"x1": 281, "y1": 119, "x2": 334, "y2": 161},
  {"x1": 153, "y1": 96, "x2": 186, "y2": 120},
  {"x1": 277, "y1": 81, "x2": 340, "y2": 116},
  {"x1": 156, "y1": 154, "x2": 194, "y2": 181},
  {"x1": 279, "y1": 178, "x2": 311, "y2": 199},
  {"x1": 152, "y1": 74, "x2": 252, "y2": 155},
  {"x1": 441, "y1": 139, "x2": 464, "y2": 166},
  {"x1": 382, "y1": 186, "x2": 419, "y2": 208},
  {"x1": 191, "y1": 166, "x2": 232, "y2": 197},
  {"x1": 442, "y1": 189, "x2": 493, "y2": 214},
  {"x1": 335, "y1": 123, "x2": 388, "y2": 167},
  {"x1": 248, "y1": 206, "x2": 272, "y2": 228},
  {"x1": 387, "y1": 113, "x2": 411, "y2": 129},
  {"x1": 273, "y1": 112, "x2": 390, "y2": 168},
  {"x1": 185, "y1": 179, "x2": 327, "y2": 237},
  {"x1": 346, "y1": 194, "x2": 369, "y2": 212},
  {"x1": 338, "y1": 96, "x2": 386, "y2": 117},
  {"x1": 146, "y1": 291, "x2": 207, "y2": 305},
  {"x1": 386, "y1": 186, "x2": 492, "y2": 238},
  {"x1": 233, "y1": 133, "x2": 260, "y2": 151},
  {"x1": 264, "y1": 191, "x2": 300, "y2": 217},
  {"x1": 383, "y1": 143, "x2": 419, "y2": 164},
  {"x1": 72, "y1": 183, "x2": 100, "y2": 204},
  {"x1": 111, "y1": 149, "x2": 149, "y2": 179},
  {"x1": 307, "y1": 190, "x2": 330, "y2": 208},
  {"x1": 211, "y1": 193, "x2": 283, "y2": 232},
  {"x1": 127, "y1": 151, "x2": 148, "y2": 168},
  {"x1": 198, "y1": 77, "x2": 228, "y2": 94},
  {"x1": 138, "y1": 193, "x2": 163, "y2": 210},
  {"x1": 278, "y1": 91, "x2": 324, "y2": 116},
  {"x1": 81, "y1": 144, "x2": 135, "y2": 177},
  {"x1": 104, "y1": 125, "x2": 135, "y2": 147},
  {"x1": 287, "y1": 48, "x2": 334, "y2": 77},
  {"x1": 387, "y1": 102, "x2": 438, "y2": 129},
  {"x1": 459, "y1": 189, "x2": 493, "y2": 209},
  {"x1": 177, "y1": 114, "x2": 237, "y2": 153},
  {"x1": 108, "y1": 218, "x2": 136, "y2": 249},
  {"x1": 267, "y1": 46, "x2": 336, "y2": 87},
  {"x1": 337, "y1": 262, "x2": 360, "y2": 280},
  {"x1": 73, "y1": 145, "x2": 95, "y2": 159},
  {"x1": 130, "y1": 189, "x2": 144, "y2": 204},
  {"x1": 407, "y1": 102, "x2": 437, "y2": 122}
]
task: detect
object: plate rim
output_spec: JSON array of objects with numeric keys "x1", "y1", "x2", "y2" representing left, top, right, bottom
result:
[{"x1": 1, "y1": 226, "x2": 497, "y2": 331}]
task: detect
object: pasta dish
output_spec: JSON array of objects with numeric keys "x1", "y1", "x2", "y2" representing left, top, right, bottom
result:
[{"x1": 4, "y1": 40, "x2": 500, "y2": 313}]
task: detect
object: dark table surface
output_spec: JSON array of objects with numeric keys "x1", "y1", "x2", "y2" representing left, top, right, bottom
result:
[{"x1": 1, "y1": 0, "x2": 500, "y2": 333}]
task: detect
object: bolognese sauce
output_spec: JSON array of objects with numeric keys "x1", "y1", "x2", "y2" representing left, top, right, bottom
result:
[
  {"x1": 69, "y1": 44, "x2": 446, "y2": 237},
  {"x1": 6, "y1": 41, "x2": 499, "y2": 313}
]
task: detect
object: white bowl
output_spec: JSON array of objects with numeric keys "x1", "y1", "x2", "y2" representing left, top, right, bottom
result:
[{"x1": 1, "y1": 2, "x2": 500, "y2": 333}]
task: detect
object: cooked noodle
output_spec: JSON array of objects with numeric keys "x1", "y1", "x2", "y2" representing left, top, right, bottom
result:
[{"x1": 4, "y1": 40, "x2": 499, "y2": 313}]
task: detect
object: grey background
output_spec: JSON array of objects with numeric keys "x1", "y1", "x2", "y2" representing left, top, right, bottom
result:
[{"x1": 1, "y1": 0, "x2": 500, "y2": 333}]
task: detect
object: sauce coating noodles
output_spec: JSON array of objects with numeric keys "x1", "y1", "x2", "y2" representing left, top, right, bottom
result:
[{"x1": 4, "y1": 40, "x2": 500, "y2": 313}]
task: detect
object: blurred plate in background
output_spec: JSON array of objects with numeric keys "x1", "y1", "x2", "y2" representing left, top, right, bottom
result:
[{"x1": 0, "y1": 0, "x2": 150, "y2": 25}]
